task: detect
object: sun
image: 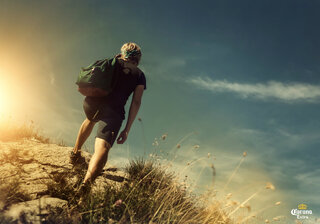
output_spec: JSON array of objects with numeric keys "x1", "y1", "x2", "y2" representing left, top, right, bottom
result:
[
  {"x1": 0, "y1": 72, "x2": 10, "y2": 116},
  {"x1": 0, "y1": 91, "x2": 6, "y2": 112}
]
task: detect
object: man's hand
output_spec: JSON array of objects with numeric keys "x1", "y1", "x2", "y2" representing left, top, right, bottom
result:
[
  {"x1": 117, "y1": 129, "x2": 128, "y2": 144},
  {"x1": 117, "y1": 85, "x2": 144, "y2": 145}
]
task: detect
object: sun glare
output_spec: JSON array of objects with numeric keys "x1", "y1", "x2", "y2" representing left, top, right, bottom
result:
[
  {"x1": 0, "y1": 90, "x2": 6, "y2": 111},
  {"x1": 0, "y1": 71, "x2": 10, "y2": 117}
]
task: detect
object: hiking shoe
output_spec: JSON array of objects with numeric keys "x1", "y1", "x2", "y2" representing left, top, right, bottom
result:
[
  {"x1": 77, "y1": 181, "x2": 92, "y2": 196},
  {"x1": 70, "y1": 151, "x2": 85, "y2": 165},
  {"x1": 76, "y1": 182, "x2": 92, "y2": 205}
]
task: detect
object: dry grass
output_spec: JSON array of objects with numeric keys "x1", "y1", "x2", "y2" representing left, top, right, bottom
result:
[
  {"x1": 0, "y1": 148, "x2": 32, "y2": 223},
  {"x1": 0, "y1": 122, "x2": 288, "y2": 223},
  {"x1": 43, "y1": 158, "x2": 231, "y2": 224},
  {"x1": 0, "y1": 178, "x2": 31, "y2": 211},
  {"x1": 148, "y1": 132, "x2": 288, "y2": 224},
  {"x1": 0, "y1": 144, "x2": 285, "y2": 224},
  {"x1": 0, "y1": 120, "x2": 67, "y2": 146},
  {"x1": 0, "y1": 144, "x2": 32, "y2": 212},
  {"x1": 0, "y1": 120, "x2": 49, "y2": 143}
]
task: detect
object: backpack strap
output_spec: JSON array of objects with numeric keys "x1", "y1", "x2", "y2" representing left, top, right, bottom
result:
[
  {"x1": 110, "y1": 57, "x2": 121, "y2": 89},
  {"x1": 110, "y1": 57, "x2": 117, "y2": 74},
  {"x1": 111, "y1": 57, "x2": 117, "y2": 66}
]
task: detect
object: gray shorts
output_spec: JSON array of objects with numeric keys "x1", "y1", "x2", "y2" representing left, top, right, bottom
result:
[{"x1": 83, "y1": 97, "x2": 123, "y2": 147}]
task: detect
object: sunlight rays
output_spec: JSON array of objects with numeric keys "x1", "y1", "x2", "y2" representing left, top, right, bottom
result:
[{"x1": 0, "y1": 70, "x2": 10, "y2": 118}]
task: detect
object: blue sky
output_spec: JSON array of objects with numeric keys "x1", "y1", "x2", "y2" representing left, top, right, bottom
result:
[{"x1": 1, "y1": 0, "x2": 320, "y2": 222}]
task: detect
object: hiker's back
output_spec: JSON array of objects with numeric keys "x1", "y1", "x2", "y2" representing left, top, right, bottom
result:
[{"x1": 102, "y1": 59, "x2": 146, "y2": 119}]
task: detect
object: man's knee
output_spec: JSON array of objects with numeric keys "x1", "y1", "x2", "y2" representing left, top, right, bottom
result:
[
  {"x1": 83, "y1": 119, "x2": 97, "y2": 129},
  {"x1": 85, "y1": 118, "x2": 96, "y2": 124},
  {"x1": 95, "y1": 137, "x2": 111, "y2": 149}
]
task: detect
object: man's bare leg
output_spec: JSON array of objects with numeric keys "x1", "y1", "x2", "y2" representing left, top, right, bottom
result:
[
  {"x1": 73, "y1": 118, "x2": 96, "y2": 154},
  {"x1": 83, "y1": 137, "x2": 111, "y2": 184}
]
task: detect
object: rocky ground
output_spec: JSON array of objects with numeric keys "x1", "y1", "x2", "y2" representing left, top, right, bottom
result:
[{"x1": 0, "y1": 139, "x2": 127, "y2": 223}]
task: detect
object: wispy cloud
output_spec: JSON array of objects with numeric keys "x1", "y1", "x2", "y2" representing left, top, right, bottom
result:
[{"x1": 188, "y1": 77, "x2": 320, "y2": 103}]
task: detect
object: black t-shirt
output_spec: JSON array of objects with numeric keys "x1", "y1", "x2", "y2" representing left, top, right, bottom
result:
[{"x1": 86, "y1": 59, "x2": 146, "y2": 120}]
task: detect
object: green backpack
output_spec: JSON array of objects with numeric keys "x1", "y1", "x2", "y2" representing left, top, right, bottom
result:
[{"x1": 76, "y1": 57, "x2": 119, "y2": 97}]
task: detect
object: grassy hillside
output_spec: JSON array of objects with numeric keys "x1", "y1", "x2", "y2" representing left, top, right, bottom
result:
[
  {"x1": 0, "y1": 122, "x2": 231, "y2": 224},
  {"x1": 0, "y1": 122, "x2": 286, "y2": 223},
  {"x1": 45, "y1": 159, "x2": 230, "y2": 224}
]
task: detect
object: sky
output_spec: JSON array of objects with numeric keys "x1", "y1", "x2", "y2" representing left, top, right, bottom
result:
[{"x1": 0, "y1": 0, "x2": 320, "y2": 222}]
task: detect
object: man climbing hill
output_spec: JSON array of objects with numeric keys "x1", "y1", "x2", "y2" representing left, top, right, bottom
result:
[{"x1": 71, "y1": 42, "x2": 147, "y2": 195}]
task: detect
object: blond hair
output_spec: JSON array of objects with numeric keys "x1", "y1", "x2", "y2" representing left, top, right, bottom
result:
[{"x1": 120, "y1": 42, "x2": 142, "y2": 65}]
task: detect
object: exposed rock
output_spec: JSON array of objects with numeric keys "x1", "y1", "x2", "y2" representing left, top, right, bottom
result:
[
  {"x1": 5, "y1": 196, "x2": 67, "y2": 224},
  {"x1": 0, "y1": 139, "x2": 128, "y2": 222}
]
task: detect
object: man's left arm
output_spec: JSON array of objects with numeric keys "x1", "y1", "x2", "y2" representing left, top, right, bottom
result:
[{"x1": 117, "y1": 85, "x2": 144, "y2": 144}]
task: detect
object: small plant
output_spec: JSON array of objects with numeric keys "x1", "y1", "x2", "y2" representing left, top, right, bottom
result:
[
  {"x1": 0, "y1": 120, "x2": 49, "y2": 143},
  {"x1": 0, "y1": 213, "x2": 14, "y2": 224},
  {"x1": 46, "y1": 172, "x2": 79, "y2": 203},
  {"x1": 0, "y1": 178, "x2": 31, "y2": 210},
  {"x1": 0, "y1": 120, "x2": 69, "y2": 146}
]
